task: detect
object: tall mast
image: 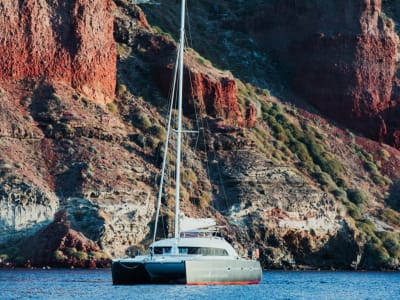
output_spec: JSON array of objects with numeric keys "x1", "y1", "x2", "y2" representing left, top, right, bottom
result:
[{"x1": 174, "y1": 0, "x2": 186, "y2": 242}]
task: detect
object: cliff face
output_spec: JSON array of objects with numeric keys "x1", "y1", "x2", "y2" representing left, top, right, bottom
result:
[
  {"x1": 122, "y1": 30, "x2": 250, "y2": 127},
  {"x1": 0, "y1": 0, "x2": 116, "y2": 103},
  {"x1": 2, "y1": 0, "x2": 400, "y2": 271},
  {"x1": 244, "y1": 0, "x2": 400, "y2": 146}
]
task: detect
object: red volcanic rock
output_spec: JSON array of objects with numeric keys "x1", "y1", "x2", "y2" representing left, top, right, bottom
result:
[
  {"x1": 246, "y1": 103, "x2": 257, "y2": 128},
  {"x1": 20, "y1": 210, "x2": 108, "y2": 268},
  {"x1": 0, "y1": 0, "x2": 116, "y2": 103},
  {"x1": 142, "y1": 33, "x2": 249, "y2": 127},
  {"x1": 243, "y1": 0, "x2": 400, "y2": 146},
  {"x1": 182, "y1": 54, "x2": 246, "y2": 126}
]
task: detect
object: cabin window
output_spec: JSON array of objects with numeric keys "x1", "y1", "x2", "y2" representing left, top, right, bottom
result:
[
  {"x1": 179, "y1": 247, "x2": 188, "y2": 254},
  {"x1": 153, "y1": 247, "x2": 172, "y2": 254},
  {"x1": 179, "y1": 247, "x2": 228, "y2": 256}
]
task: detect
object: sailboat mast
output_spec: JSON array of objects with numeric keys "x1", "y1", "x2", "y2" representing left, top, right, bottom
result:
[{"x1": 174, "y1": 0, "x2": 186, "y2": 241}]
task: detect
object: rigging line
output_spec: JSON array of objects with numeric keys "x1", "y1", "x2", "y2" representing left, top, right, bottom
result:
[
  {"x1": 203, "y1": 116, "x2": 230, "y2": 210},
  {"x1": 184, "y1": 42, "x2": 201, "y2": 153},
  {"x1": 183, "y1": 1, "x2": 229, "y2": 211},
  {"x1": 152, "y1": 46, "x2": 180, "y2": 247},
  {"x1": 184, "y1": 8, "x2": 219, "y2": 210},
  {"x1": 185, "y1": 1, "x2": 193, "y2": 49}
]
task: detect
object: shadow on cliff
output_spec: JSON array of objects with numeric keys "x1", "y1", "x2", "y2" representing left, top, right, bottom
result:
[
  {"x1": 27, "y1": 83, "x2": 85, "y2": 198},
  {"x1": 283, "y1": 223, "x2": 362, "y2": 270}
]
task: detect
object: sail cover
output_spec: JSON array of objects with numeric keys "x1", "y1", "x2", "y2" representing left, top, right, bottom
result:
[{"x1": 180, "y1": 215, "x2": 216, "y2": 232}]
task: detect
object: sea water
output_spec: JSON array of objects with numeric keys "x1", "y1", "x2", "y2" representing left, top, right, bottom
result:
[{"x1": 0, "y1": 269, "x2": 400, "y2": 300}]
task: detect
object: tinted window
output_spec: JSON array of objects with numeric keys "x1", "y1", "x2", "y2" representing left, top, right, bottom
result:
[
  {"x1": 153, "y1": 247, "x2": 172, "y2": 254},
  {"x1": 179, "y1": 247, "x2": 228, "y2": 256}
]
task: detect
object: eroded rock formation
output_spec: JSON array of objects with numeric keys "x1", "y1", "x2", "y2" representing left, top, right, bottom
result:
[
  {"x1": 20, "y1": 210, "x2": 110, "y2": 268},
  {"x1": 0, "y1": 0, "x2": 116, "y2": 103},
  {"x1": 244, "y1": 0, "x2": 400, "y2": 146},
  {"x1": 117, "y1": 21, "x2": 251, "y2": 127}
]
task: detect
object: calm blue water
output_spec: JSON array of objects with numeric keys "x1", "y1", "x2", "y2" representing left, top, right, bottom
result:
[{"x1": 0, "y1": 269, "x2": 399, "y2": 300}]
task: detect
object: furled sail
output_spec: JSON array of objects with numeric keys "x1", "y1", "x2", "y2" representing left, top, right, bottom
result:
[{"x1": 180, "y1": 215, "x2": 216, "y2": 232}]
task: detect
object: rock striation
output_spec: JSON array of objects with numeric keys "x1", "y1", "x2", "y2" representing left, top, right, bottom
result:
[
  {"x1": 244, "y1": 0, "x2": 400, "y2": 147},
  {"x1": 0, "y1": 0, "x2": 116, "y2": 103},
  {"x1": 117, "y1": 17, "x2": 252, "y2": 127},
  {"x1": 0, "y1": 179, "x2": 58, "y2": 244}
]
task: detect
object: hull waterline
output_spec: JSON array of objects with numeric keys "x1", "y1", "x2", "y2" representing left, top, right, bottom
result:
[{"x1": 112, "y1": 258, "x2": 262, "y2": 285}]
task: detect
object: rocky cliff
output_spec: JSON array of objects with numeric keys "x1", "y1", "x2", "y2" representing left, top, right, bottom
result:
[
  {"x1": 0, "y1": 0, "x2": 116, "y2": 103},
  {"x1": 240, "y1": 0, "x2": 400, "y2": 147},
  {"x1": 1, "y1": 0, "x2": 400, "y2": 271}
]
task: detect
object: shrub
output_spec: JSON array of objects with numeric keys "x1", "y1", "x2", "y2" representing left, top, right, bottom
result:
[
  {"x1": 53, "y1": 250, "x2": 66, "y2": 261},
  {"x1": 343, "y1": 200, "x2": 362, "y2": 219},
  {"x1": 73, "y1": 251, "x2": 88, "y2": 260},
  {"x1": 132, "y1": 112, "x2": 152, "y2": 131},
  {"x1": 347, "y1": 189, "x2": 367, "y2": 205},
  {"x1": 379, "y1": 208, "x2": 400, "y2": 225},
  {"x1": 378, "y1": 232, "x2": 400, "y2": 258},
  {"x1": 117, "y1": 84, "x2": 127, "y2": 96},
  {"x1": 313, "y1": 171, "x2": 337, "y2": 192},
  {"x1": 378, "y1": 149, "x2": 390, "y2": 160},
  {"x1": 149, "y1": 124, "x2": 166, "y2": 140},
  {"x1": 89, "y1": 251, "x2": 109, "y2": 259},
  {"x1": 289, "y1": 140, "x2": 313, "y2": 163},
  {"x1": 332, "y1": 188, "x2": 347, "y2": 201},
  {"x1": 199, "y1": 192, "x2": 212, "y2": 208},
  {"x1": 363, "y1": 241, "x2": 391, "y2": 267},
  {"x1": 107, "y1": 102, "x2": 118, "y2": 113},
  {"x1": 182, "y1": 168, "x2": 198, "y2": 184},
  {"x1": 356, "y1": 219, "x2": 377, "y2": 239},
  {"x1": 151, "y1": 26, "x2": 174, "y2": 40},
  {"x1": 51, "y1": 93, "x2": 62, "y2": 102},
  {"x1": 387, "y1": 181, "x2": 400, "y2": 211},
  {"x1": 65, "y1": 247, "x2": 76, "y2": 254}
]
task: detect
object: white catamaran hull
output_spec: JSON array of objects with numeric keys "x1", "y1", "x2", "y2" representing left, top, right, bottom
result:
[{"x1": 112, "y1": 258, "x2": 262, "y2": 285}]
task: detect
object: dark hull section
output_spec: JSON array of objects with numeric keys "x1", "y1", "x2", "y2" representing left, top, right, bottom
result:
[
  {"x1": 112, "y1": 259, "x2": 262, "y2": 285},
  {"x1": 144, "y1": 261, "x2": 186, "y2": 283},
  {"x1": 112, "y1": 260, "x2": 186, "y2": 285},
  {"x1": 112, "y1": 261, "x2": 152, "y2": 284}
]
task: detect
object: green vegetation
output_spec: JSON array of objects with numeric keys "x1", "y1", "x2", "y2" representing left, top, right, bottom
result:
[
  {"x1": 107, "y1": 102, "x2": 118, "y2": 114},
  {"x1": 378, "y1": 149, "x2": 391, "y2": 161},
  {"x1": 198, "y1": 192, "x2": 212, "y2": 208},
  {"x1": 261, "y1": 102, "x2": 344, "y2": 188},
  {"x1": 151, "y1": 26, "x2": 174, "y2": 41},
  {"x1": 51, "y1": 92, "x2": 62, "y2": 102},
  {"x1": 378, "y1": 231, "x2": 400, "y2": 260},
  {"x1": 379, "y1": 208, "x2": 400, "y2": 225},
  {"x1": 53, "y1": 250, "x2": 66, "y2": 261},
  {"x1": 89, "y1": 251, "x2": 109, "y2": 260},
  {"x1": 386, "y1": 181, "x2": 400, "y2": 212},
  {"x1": 182, "y1": 168, "x2": 198, "y2": 184},
  {"x1": 117, "y1": 84, "x2": 127, "y2": 96},
  {"x1": 356, "y1": 149, "x2": 388, "y2": 186},
  {"x1": 149, "y1": 124, "x2": 166, "y2": 140},
  {"x1": 347, "y1": 189, "x2": 367, "y2": 205},
  {"x1": 355, "y1": 218, "x2": 400, "y2": 268},
  {"x1": 132, "y1": 112, "x2": 152, "y2": 131},
  {"x1": 65, "y1": 247, "x2": 88, "y2": 260}
]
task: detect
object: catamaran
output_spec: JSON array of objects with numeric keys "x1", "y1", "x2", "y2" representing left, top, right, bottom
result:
[{"x1": 112, "y1": 0, "x2": 262, "y2": 285}]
